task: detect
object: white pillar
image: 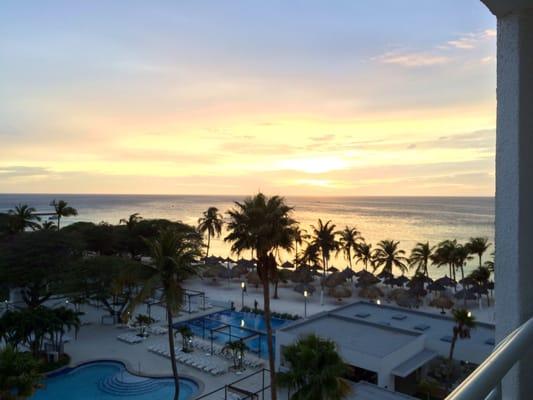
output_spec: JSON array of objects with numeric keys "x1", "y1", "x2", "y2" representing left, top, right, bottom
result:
[{"x1": 481, "y1": 2, "x2": 533, "y2": 399}]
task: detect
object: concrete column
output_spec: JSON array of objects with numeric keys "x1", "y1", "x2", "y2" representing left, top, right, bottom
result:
[{"x1": 481, "y1": 2, "x2": 533, "y2": 399}]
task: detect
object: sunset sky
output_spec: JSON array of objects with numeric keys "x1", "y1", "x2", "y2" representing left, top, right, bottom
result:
[{"x1": 0, "y1": 1, "x2": 496, "y2": 196}]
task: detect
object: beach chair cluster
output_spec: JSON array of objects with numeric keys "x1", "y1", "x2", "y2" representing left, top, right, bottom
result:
[
  {"x1": 147, "y1": 344, "x2": 227, "y2": 376},
  {"x1": 117, "y1": 333, "x2": 143, "y2": 344},
  {"x1": 190, "y1": 338, "x2": 264, "y2": 369}
]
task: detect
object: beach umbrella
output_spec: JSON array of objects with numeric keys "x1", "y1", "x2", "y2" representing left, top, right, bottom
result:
[
  {"x1": 396, "y1": 275, "x2": 410, "y2": 286},
  {"x1": 356, "y1": 274, "x2": 381, "y2": 287},
  {"x1": 355, "y1": 269, "x2": 374, "y2": 278},
  {"x1": 460, "y1": 277, "x2": 477, "y2": 287},
  {"x1": 204, "y1": 256, "x2": 220, "y2": 265},
  {"x1": 224, "y1": 257, "x2": 235, "y2": 264},
  {"x1": 396, "y1": 292, "x2": 420, "y2": 308},
  {"x1": 430, "y1": 296, "x2": 454, "y2": 313},
  {"x1": 427, "y1": 282, "x2": 446, "y2": 292},
  {"x1": 281, "y1": 261, "x2": 294, "y2": 269},
  {"x1": 377, "y1": 271, "x2": 393, "y2": 280},
  {"x1": 231, "y1": 264, "x2": 248, "y2": 277},
  {"x1": 384, "y1": 277, "x2": 403, "y2": 287},
  {"x1": 469, "y1": 284, "x2": 488, "y2": 295},
  {"x1": 324, "y1": 272, "x2": 346, "y2": 288},
  {"x1": 294, "y1": 283, "x2": 315, "y2": 295},
  {"x1": 340, "y1": 267, "x2": 356, "y2": 280},
  {"x1": 359, "y1": 286, "x2": 384, "y2": 300},
  {"x1": 246, "y1": 271, "x2": 261, "y2": 286},
  {"x1": 327, "y1": 266, "x2": 339, "y2": 273},
  {"x1": 278, "y1": 268, "x2": 293, "y2": 283},
  {"x1": 237, "y1": 259, "x2": 255, "y2": 270},
  {"x1": 329, "y1": 285, "x2": 352, "y2": 299},
  {"x1": 486, "y1": 281, "x2": 495, "y2": 290},
  {"x1": 435, "y1": 276, "x2": 457, "y2": 287},
  {"x1": 454, "y1": 289, "x2": 477, "y2": 300},
  {"x1": 388, "y1": 288, "x2": 410, "y2": 301}
]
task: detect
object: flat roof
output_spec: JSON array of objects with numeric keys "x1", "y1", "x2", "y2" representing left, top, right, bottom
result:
[
  {"x1": 332, "y1": 302, "x2": 494, "y2": 348},
  {"x1": 392, "y1": 349, "x2": 437, "y2": 378},
  {"x1": 281, "y1": 314, "x2": 420, "y2": 358},
  {"x1": 348, "y1": 382, "x2": 417, "y2": 400}
]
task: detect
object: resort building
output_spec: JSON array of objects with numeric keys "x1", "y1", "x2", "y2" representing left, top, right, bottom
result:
[{"x1": 276, "y1": 301, "x2": 495, "y2": 394}]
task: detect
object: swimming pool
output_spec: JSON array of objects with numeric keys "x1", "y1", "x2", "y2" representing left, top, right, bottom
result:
[
  {"x1": 31, "y1": 361, "x2": 199, "y2": 400},
  {"x1": 176, "y1": 310, "x2": 290, "y2": 357}
]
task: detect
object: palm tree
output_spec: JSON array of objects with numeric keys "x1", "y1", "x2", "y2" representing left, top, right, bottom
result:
[
  {"x1": 197, "y1": 207, "x2": 224, "y2": 259},
  {"x1": 291, "y1": 226, "x2": 308, "y2": 264},
  {"x1": 453, "y1": 244, "x2": 472, "y2": 284},
  {"x1": 299, "y1": 242, "x2": 321, "y2": 268},
  {"x1": 373, "y1": 240, "x2": 408, "y2": 275},
  {"x1": 8, "y1": 204, "x2": 40, "y2": 232},
  {"x1": 278, "y1": 334, "x2": 350, "y2": 400},
  {"x1": 469, "y1": 266, "x2": 492, "y2": 305},
  {"x1": 448, "y1": 309, "x2": 476, "y2": 376},
  {"x1": 354, "y1": 241, "x2": 373, "y2": 271},
  {"x1": 337, "y1": 226, "x2": 360, "y2": 271},
  {"x1": 39, "y1": 221, "x2": 56, "y2": 231},
  {"x1": 119, "y1": 213, "x2": 142, "y2": 231},
  {"x1": 409, "y1": 242, "x2": 434, "y2": 277},
  {"x1": 225, "y1": 193, "x2": 296, "y2": 400},
  {"x1": 222, "y1": 340, "x2": 248, "y2": 370},
  {"x1": 50, "y1": 199, "x2": 78, "y2": 230},
  {"x1": 466, "y1": 237, "x2": 491, "y2": 268},
  {"x1": 431, "y1": 240, "x2": 459, "y2": 281},
  {"x1": 0, "y1": 346, "x2": 42, "y2": 400},
  {"x1": 310, "y1": 219, "x2": 339, "y2": 305},
  {"x1": 127, "y1": 228, "x2": 202, "y2": 400}
]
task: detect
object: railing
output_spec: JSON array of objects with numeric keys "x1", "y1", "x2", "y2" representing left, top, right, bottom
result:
[
  {"x1": 446, "y1": 316, "x2": 533, "y2": 400},
  {"x1": 195, "y1": 368, "x2": 270, "y2": 400}
]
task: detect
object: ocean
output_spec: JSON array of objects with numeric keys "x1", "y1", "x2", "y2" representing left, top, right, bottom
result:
[{"x1": 0, "y1": 194, "x2": 494, "y2": 277}]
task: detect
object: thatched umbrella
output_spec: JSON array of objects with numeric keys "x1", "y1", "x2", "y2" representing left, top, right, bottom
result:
[
  {"x1": 427, "y1": 282, "x2": 446, "y2": 292},
  {"x1": 340, "y1": 267, "x2": 356, "y2": 280},
  {"x1": 359, "y1": 285, "x2": 384, "y2": 300},
  {"x1": 281, "y1": 261, "x2": 294, "y2": 269},
  {"x1": 291, "y1": 266, "x2": 314, "y2": 284},
  {"x1": 327, "y1": 266, "x2": 339, "y2": 273},
  {"x1": 377, "y1": 271, "x2": 393, "y2": 280},
  {"x1": 454, "y1": 289, "x2": 477, "y2": 301},
  {"x1": 278, "y1": 268, "x2": 294, "y2": 283},
  {"x1": 384, "y1": 276, "x2": 403, "y2": 287},
  {"x1": 435, "y1": 276, "x2": 457, "y2": 287},
  {"x1": 430, "y1": 296, "x2": 454, "y2": 314},
  {"x1": 356, "y1": 274, "x2": 380, "y2": 287},
  {"x1": 355, "y1": 269, "x2": 374, "y2": 278},
  {"x1": 329, "y1": 285, "x2": 352, "y2": 299},
  {"x1": 237, "y1": 258, "x2": 255, "y2": 270},
  {"x1": 324, "y1": 272, "x2": 346, "y2": 288},
  {"x1": 388, "y1": 288, "x2": 410, "y2": 301},
  {"x1": 396, "y1": 275, "x2": 410, "y2": 286},
  {"x1": 231, "y1": 264, "x2": 248, "y2": 277},
  {"x1": 396, "y1": 292, "x2": 420, "y2": 308},
  {"x1": 294, "y1": 283, "x2": 315, "y2": 295},
  {"x1": 246, "y1": 271, "x2": 261, "y2": 286}
]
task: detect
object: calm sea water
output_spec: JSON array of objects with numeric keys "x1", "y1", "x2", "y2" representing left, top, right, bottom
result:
[{"x1": 0, "y1": 194, "x2": 494, "y2": 277}]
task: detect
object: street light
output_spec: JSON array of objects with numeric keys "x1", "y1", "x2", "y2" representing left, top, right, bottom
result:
[
  {"x1": 376, "y1": 299, "x2": 381, "y2": 306},
  {"x1": 241, "y1": 281, "x2": 247, "y2": 310},
  {"x1": 303, "y1": 290, "x2": 308, "y2": 318}
]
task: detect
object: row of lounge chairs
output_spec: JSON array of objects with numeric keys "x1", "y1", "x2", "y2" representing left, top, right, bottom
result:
[
  {"x1": 117, "y1": 333, "x2": 143, "y2": 344},
  {"x1": 147, "y1": 344, "x2": 227, "y2": 376},
  {"x1": 190, "y1": 338, "x2": 264, "y2": 369}
]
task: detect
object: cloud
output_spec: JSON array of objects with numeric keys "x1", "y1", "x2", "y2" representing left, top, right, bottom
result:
[
  {"x1": 0, "y1": 165, "x2": 50, "y2": 178},
  {"x1": 374, "y1": 51, "x2": 450, "y2": 67},
  {"x1": 447, "y1": 30, "x2": 496, "y2": 50}
]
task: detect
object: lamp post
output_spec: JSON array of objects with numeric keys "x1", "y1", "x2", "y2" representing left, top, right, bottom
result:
[
  {"x1": 241, "y1": 281, "x2": 246, "y2": 310},
  {"x1": 304, "y1": 290, "x2": 308, "y2": 318}
]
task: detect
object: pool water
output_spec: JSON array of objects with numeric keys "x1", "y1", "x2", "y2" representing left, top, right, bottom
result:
[
  {"x1": 176, "y1": 310, "x2": 290, "y2": 357},
  {"x1": 32, "y1": 361, "x2": 198, "y2": 400}
]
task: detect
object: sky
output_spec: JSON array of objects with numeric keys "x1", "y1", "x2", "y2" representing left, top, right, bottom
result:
[{"x1": 0, "y1": 1, "x2": 497, "y2": 196}]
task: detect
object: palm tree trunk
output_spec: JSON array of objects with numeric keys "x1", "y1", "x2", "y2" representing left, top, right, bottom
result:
[
  {"x1": 273, "y1": 280, "x2": 279, "y2": 299},
  {"x1": 448, "y1": 333, "x2": 458, "y2": 381},
  {"x1": 206, "y1": 232, "x2": 211, "y2": 259},
  {"x1": 57, "y1": 215, "x2": 61, "y2": 230},
  {"x1": 166, "y1": 308, "x2": 180, "y2": 400},
  {"x1": 262, "y1": 273, "x2": 278, "y2": 400}
]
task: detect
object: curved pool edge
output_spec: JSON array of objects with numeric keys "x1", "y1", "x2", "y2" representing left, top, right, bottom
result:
[{"x1": 44, "y1": 358, "x2": 205, "y2": 397}]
